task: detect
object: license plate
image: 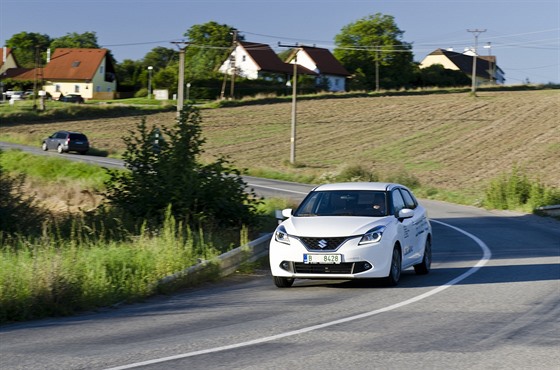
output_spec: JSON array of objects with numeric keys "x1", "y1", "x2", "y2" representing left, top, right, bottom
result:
[{"x1": 304, "y1": 254, "x2": 341, "y2": 264}]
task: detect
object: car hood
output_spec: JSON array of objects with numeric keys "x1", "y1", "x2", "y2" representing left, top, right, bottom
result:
[{"x1": 282, "y1": 216, "x2": 393, "y2": 237}]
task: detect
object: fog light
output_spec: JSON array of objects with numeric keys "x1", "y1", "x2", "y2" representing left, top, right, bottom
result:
[
  {"x1": 364, "y1": 262, "x2": 372, "y2": 270},
  {"x1": 281, "y1": 261, "x2": 290, "y2": 270}
]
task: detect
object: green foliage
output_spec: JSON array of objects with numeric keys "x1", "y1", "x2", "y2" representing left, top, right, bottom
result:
[
  {"x1": 0, "y1": 150, "x2": 48, "y2": 235},
  {"x1": 184, "y1": 21, "x2": 243, "y2": 80},
  {"x1": 0, "y1": 212, "x2": 219, "y2": 323},
  {"x1": 484, "y1": 167, "x2": 560, "y2": 211},
  {"x1": 5, "y1": 31, "x2": 52, "y2": 68},
  {"x1": 104, "y1": 105, "x2": 260, "y2": 227},
  {"x1": 49, "y1": 31, "x2": 100, "y2": 49},
  {"x1": 334, "y1": 13, "x2": 415, "y2": 90},
  {"x1": 415, "y1": 64, "x2": 471, "y2": 88}
]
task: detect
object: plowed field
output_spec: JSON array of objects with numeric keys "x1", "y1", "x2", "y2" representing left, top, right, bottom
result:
[{"x1": 2, "y1": 90, "x2": 559, "y2": 198}]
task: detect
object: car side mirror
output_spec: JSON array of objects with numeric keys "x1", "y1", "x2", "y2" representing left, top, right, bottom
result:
[
  {"x1": 281, "y1": 208, "x2": 293, "y2": 218},
  {"x1": 397, "y1": 208, "x2": 414, "y2": 221}
]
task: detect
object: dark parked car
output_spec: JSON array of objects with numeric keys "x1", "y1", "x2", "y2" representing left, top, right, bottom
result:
[
  {"x1": 58, "y1": 94, "x2": 84, "y2": 103},
  {"x1": 42, "y1": 131, "x2": 90, "y2": 154}
]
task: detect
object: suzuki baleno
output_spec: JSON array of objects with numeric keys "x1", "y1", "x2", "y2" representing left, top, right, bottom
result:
[{"x1": 269, "y1": 182, "x2": 432, "y2": 287}]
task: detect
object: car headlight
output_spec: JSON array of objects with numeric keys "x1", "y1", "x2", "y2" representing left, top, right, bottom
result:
[
  {"x1": 274, "y1": 225, "x2": 290, "y2": 245},
  {"x1": 358, "y1": 225, "x2": 386, "y2": 245}
]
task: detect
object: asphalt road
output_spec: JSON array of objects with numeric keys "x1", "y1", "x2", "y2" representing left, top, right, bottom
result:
[{"x1": 1, "y1": 143, "x2": 559, "y2": 369}]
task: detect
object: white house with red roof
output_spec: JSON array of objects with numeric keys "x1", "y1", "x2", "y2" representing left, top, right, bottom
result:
[
  {"x1": 42, "y1": 48, "x2": 117, "y2": 99},
  {"x1": 219, "y1": 42, "x2": 349, "y2": 92},
  {"x1": 2, "y1": 47, "x2": 117, "y2": 100},
  {"x1": 286, "y1": 46, "x2": 350, "y2": 92}
]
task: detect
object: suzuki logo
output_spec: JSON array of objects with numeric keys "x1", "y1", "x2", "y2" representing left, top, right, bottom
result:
[{"x1": 318, "y1": 239, "x2": 328, "y2": 249}]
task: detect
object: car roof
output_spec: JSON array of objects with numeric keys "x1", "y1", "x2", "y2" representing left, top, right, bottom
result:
[{"x1": 311, "y1": 182, "x2": 406, "y2": 192}]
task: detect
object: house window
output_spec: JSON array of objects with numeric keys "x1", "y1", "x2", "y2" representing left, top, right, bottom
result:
[
  {"x1": 55, "y1": 85, "x2": 61, "y2": 92},
  {"x1": 75, "y1": 85, "x2": 80, "y2": 93},
  {"x1": 72, "y1": 61, "x2": 81, "y2": 68},
  {"x1": 100, "y1": 66, "x2": 104, "y2": 74},
  {"x1": 96, "y1": 86, "x2": 101, "y2": 92},
  {"x1": 242, "y1": 55, "x2": 246, "y2": 62}
]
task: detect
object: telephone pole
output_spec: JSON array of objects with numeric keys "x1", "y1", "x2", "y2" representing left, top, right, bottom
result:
[
  {"x1": 467, "y1": 29, "x2": 486, "y2": 94},
  {"x1": 279, "y1": 42, "x2": 301, "y2": 165},
  {"x1": 171, "y1": 41, "x2": 190, "y2": 116}
]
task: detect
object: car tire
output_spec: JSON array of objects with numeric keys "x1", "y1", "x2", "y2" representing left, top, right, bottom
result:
[
  {"x1": 384, "y1": 246, "x2": 402, "y2": 286},
  {"x1": 41, "y1": 142, "x2": 48, "y2": 151},
  {"x1": 414, "y1": 237, "x2": 432, "y2": 275},
  {"x1": 273, "y1": 276, "x2": 294, "y2": 288},
  {"x1": 57, "y1": 145, "x2": 64, "y2": 154},
  {"x1": 79, "y1": 150, "x2": 88, "y2": 155}
]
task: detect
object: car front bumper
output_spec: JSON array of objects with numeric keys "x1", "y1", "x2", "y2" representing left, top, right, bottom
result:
[{"x1": 269, "y1": 236, "x2": 394, "y2": 279}]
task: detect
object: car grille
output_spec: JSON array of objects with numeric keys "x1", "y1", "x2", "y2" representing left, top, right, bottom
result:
[
  {"x1": 292, "y1": 261, "x2": 372, "y2": 274},
  {"x1": 294, "y1": 262, "x2": 354, "y2": 274},
  {"x1": 298, "y1": 236, "x2": 349, "y2": 251}
]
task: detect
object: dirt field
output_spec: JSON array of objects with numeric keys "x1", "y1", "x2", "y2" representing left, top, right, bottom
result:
[{"x1": 2, "y1": 89, "x2": 559, "y2": 200}]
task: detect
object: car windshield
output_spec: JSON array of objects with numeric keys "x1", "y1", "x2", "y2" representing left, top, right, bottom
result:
[
  {"x1": 69, "y1": 133, "x2": 87, "y2": 140},
  {"x1": 294, "y1": 190, "x2": 388, "y2": 217}
]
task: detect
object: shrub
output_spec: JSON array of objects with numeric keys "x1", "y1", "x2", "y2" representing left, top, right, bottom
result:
[
  {"x1": 104, "y1": 105, "x2": 261, "y2": 227},
  {"x1": 484, "y1": 166, "x2": 560, "y2": 211}
]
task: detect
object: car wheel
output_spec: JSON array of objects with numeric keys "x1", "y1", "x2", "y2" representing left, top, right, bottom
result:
[
  {"x1": 57, "y1": 145, "x2": 64, "y2": 154},
  {"x1": 414, "y1": 237, "x2": 432, "y2": 275},
  {"x1": 273, "y1": 276, "x2": 294, "y2": 288},
  {"x1": 79, "y1": 150, "x2": 88, "y2": 155},
  {"x1": 384, "y1": 246, "x2": 402, "y2": 286},
  {"x1": 41, "y1": 142, "x2": 48, "y2": 151}
]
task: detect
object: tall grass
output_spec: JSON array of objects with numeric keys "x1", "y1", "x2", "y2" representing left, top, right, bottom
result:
[
  {"x1": 0, "y1": 210, "x2": 221, "y2": 323},
  {"x1": 484, "y1": 167, "x2": 560, "y2": 211}
]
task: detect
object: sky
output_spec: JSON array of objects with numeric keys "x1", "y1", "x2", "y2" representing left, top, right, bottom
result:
[{"x1": 1, "y1": 0, "x2": 559, "y2": 85}]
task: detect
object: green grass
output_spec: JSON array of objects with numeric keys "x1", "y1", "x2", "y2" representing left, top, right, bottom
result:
[
  {"x1": 0, "y1": 214, "x2": 220, "y2": 323},
  {"x1": 0, "y1": 149, "x2": 110, "y2": 188}
]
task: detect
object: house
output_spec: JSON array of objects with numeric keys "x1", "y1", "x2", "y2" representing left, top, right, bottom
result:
[
  {"x1": 285, "y1": 46, "x2": 350, "y2": 92},
  {"x1": 0, "y1": 47, "x2": 29, "y2": 98},
  {"x1": 0, "y1": 47, "x2": 20, "y2": 75},
  {"x1": 420, "y1": 48, "x2": 505, "y2": 85},
  {"x1": 41, "y1": 48, "x2": 117, "y2": 100},
  {"x1": 218, "y1": 41, "x2": 315, "y2": 82},
  {"x1": 3, "y1": 48, "x2": 117, "y2": 100}
]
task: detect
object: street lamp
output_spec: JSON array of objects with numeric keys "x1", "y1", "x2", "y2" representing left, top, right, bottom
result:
[{"x1": 147, "y1": 66, "x2": 153, "y2": 99}]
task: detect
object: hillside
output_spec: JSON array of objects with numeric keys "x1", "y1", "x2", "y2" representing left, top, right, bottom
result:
[{"x1": 1, "y1": 90, "x2": 559, "y2": 203}]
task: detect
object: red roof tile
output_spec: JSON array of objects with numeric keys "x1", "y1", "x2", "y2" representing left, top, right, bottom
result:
[{"x1": 43, "y1": 48, "x2": 108, "y2": 80}]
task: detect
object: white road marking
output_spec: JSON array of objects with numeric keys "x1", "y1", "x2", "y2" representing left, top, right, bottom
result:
[{"x1": 105, "y1": 219, "x2": 491, "y2": 370}]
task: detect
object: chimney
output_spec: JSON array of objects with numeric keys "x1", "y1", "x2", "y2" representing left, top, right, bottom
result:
[
  {"x1": 46, "y1": 48, "x2": 51, "y2": 63},
  {"x1": 3, "y1": 47, "x2": 6, "y2": 63}
]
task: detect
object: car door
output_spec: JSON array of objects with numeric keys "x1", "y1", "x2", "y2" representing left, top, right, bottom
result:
[
  {"x1": 46, "y1": 133, "x2": 57, "y2": 149},
  {"x1": 391, "y1": 189, "x2": 417, "y2": 267},
  {"x1": 399, "y1": 188, "x2": 426, "y2": 264}
]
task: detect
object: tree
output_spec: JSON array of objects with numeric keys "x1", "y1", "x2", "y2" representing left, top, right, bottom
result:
[
  {"x1": 5, "y1": 32, "x2": 51, "y2": 68},
  {"x1": 50, "y1": 31, "x2": 100, "y2": 49},
  {"x1": 334, "y1": 13, "x2": 415, "y2": 90},
  {"x1": 142, "y1": 47, "x2": 177, "y2": 70},
  {"x1": 414, "y1": 64, "x2": 471, "y2": 88},
  {"x1": 183, "y1": 21, "x2": 244, "y2": 79},
  {"x1": 104, "y1": 106, "x2": 259, "y2": 227}
]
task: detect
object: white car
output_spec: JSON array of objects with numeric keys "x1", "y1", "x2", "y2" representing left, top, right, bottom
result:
[{"x1": 269, "y1": 182, "x2": 432, "y2": 287}]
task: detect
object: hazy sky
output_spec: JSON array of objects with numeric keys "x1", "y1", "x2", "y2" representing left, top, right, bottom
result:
[{"x1": 1, "y1": 0, "x2": 558, "y2": 84}]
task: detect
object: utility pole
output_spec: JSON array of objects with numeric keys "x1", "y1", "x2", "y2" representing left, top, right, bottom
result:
[
  {"x1": 467, "y1": 29, "x2": 487, "y2": 94},
  {"x1": 279, "y1": 42, "x2": 300, "y2": 165},
  {"x1": 172, "y1": 41, "x2": 189, "y2": 116},
  {"x1": 230, "y1": 29, "x2": 238, "y2": 99},
  {"x1": 374, "y1": 44, "x2": 380, "y2": 92},
  {"x1": 484, "y1": 42, "x2": 493, "y2": 84}
]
